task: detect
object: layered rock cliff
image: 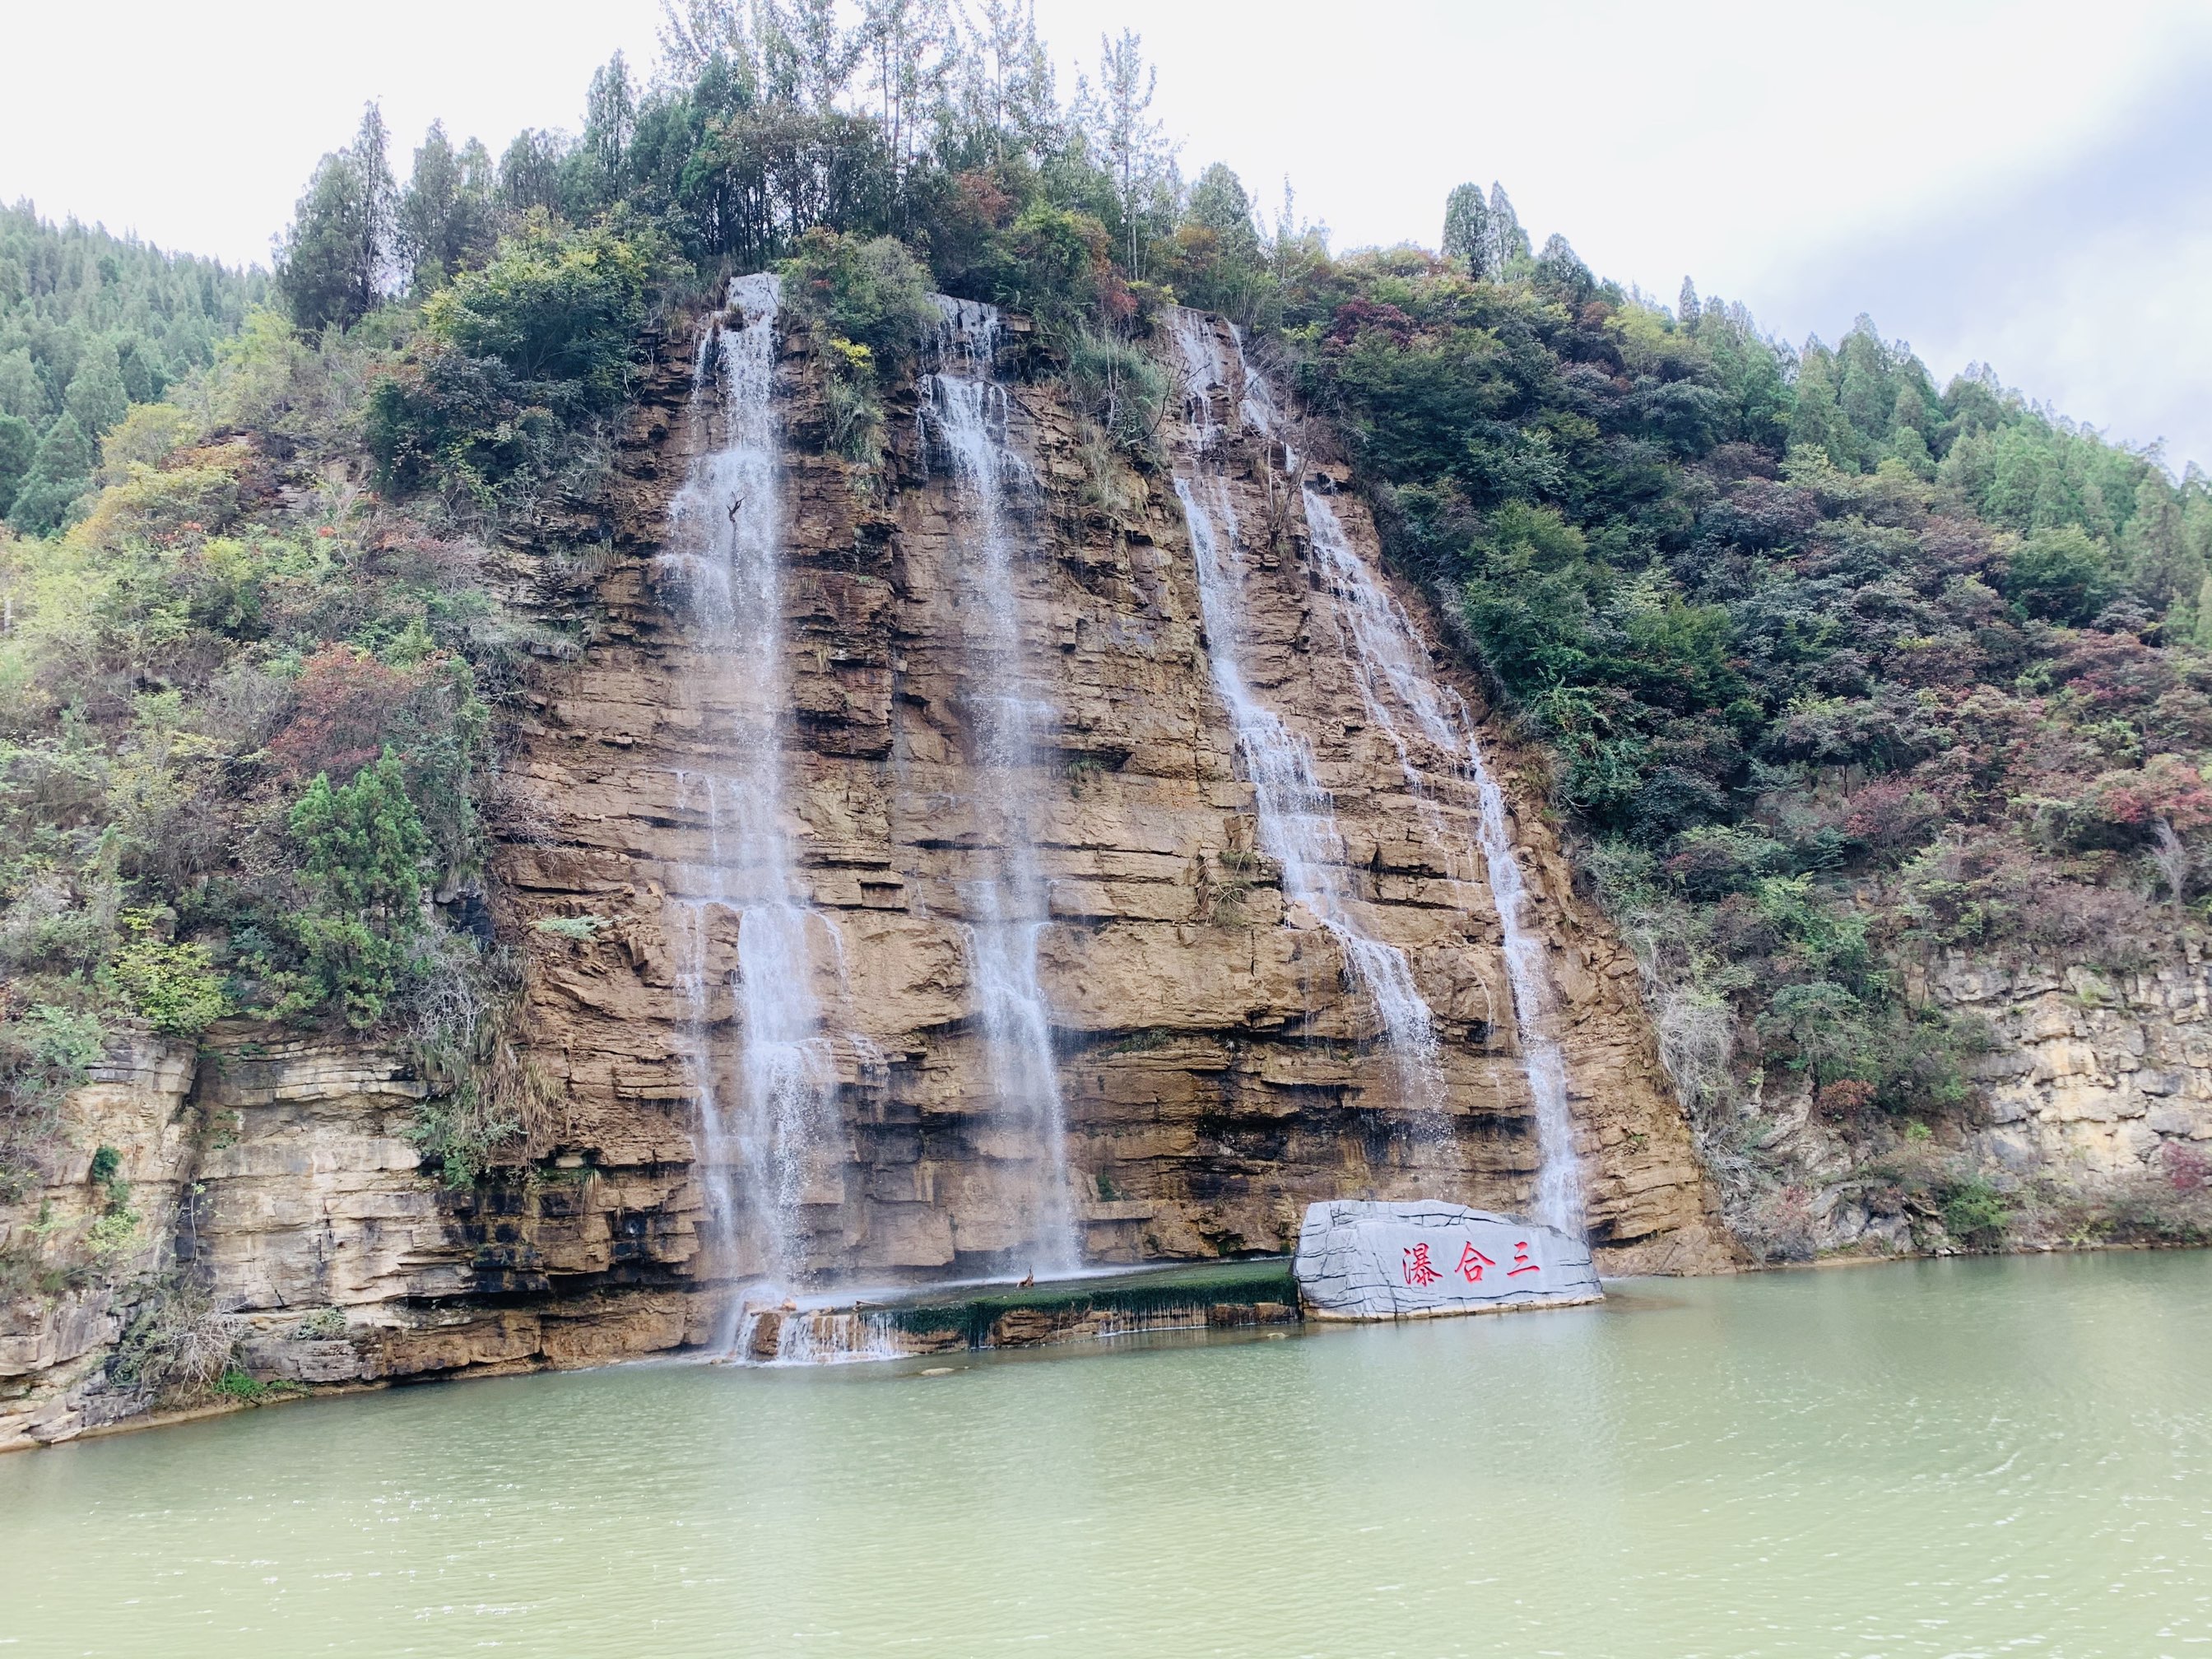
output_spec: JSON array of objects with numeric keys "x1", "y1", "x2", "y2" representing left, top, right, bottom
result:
[
  {"x1": 1727, "y1": 947, "x2": 2212, "y2": 1253},
  {"x1": 498, "y1": 300, "x2": 1730, "y2": 1288},
  {"x1": 5, "y1": 297, "x2": 1735, "y2": 1446}
]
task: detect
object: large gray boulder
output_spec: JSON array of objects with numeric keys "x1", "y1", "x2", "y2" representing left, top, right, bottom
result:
[{"x1": 1294, "y1": 1200, "x2": 1601, "y2": 1320}]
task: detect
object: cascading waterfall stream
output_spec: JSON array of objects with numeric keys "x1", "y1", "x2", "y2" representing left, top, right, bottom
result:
[
  {"x1": 657, "y1": 272, "x2": 843, "y2": 1345},
  {"x1": 1299, "y1": 486, "x2": 1586, "y2": 1235},
  {"x1": 920, "y1": 296, "x2": 1080, "y2": 1276},
  {"x1": 1167, "y1": 310, "x2": 1443, "y2": 1118},
  {"x1": 1181, "y1": 310, "x2": 1586, "y2": 1234}
]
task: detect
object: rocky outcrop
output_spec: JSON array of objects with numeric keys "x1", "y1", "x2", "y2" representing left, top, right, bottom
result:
[
  {"x1": 1692, "y1": 946, "x2": 2212, "y2": 1258},
  {"x1": 0, "y1": 1031, "x2": 695, "y2": 1450},
  {"x1": 1936, "y1": 953, "x2": 2212, "y2": 1171}
]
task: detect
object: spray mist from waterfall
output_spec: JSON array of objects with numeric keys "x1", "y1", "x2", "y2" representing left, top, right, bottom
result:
[
  {"x1": 920, "y1": 296, "x2": 1080, "y2": 1277},
  {"x1": 656, "y1": 272, "x2": 843, "y2": 1345}
]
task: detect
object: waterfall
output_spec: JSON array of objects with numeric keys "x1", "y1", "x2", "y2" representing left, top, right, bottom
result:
[
  {"x1": 1166, "y1": 310, "x2": 1443, "y2": 1118},
  {"x1": 657, "y1": 272, "x2": 843, "y2": 1343},
  {"x1": 918, "y1": 296, "x2": 1080, "y2": 1276},
  {"x1": 1177, "y1": 310, "x2": 1587, "y2": 1234},
  {"x1": 1299, "y1": 487, "x2": 1585, "y2": 1235},
  {"x1": 764, "y1": 1304, "x2": 905, "y2": 1365}
]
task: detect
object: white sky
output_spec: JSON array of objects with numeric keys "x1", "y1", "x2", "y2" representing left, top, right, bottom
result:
[{"x1": 5, "y1": 0, "x2": 2207, "y2": 470}]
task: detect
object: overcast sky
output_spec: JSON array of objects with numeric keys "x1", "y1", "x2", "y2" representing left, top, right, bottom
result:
[{"x1": 5, "y1": 0, "x2": 2206, "y2": 470}]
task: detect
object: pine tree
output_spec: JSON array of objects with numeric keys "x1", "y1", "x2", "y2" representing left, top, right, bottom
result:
[
  {"x1": 4, "y1": 411, "x2": 94, "y2": 534},
  {"x1": 1836, "y1": 318, "x2": 1895, "y2": 455},
  {"x1": 61, "y1": 337, "x2": 127, "y2": 438},
  {"x1": 2121, "y1": 473, "x2": 2193, "y2": 609},
  {"x1": 1188, "y1": 164, "x2": 1261, "y2": 261},
  {"x1": 583, "y1": 52, "x2": 639, "y2": 193},
  {"x1": 0, "y1": 411, "x2": 34, "y2": 518},
  {"x1": 1677, "y1": 276, "x2": 1701, "y2": 328},
  {"x1": 1486, "y1": 183, "x2": 1531, "y2": 272},
  {"x1": 1788, "y1": 342, "x2": 1854, "y2": 470},
  {"x1": 498, "y1": 130, "x2": 568, "y2": 216},
  {"x1": 0, "y1": 349, "x2": 47, "y2": 423},
  {"x1": 287, "y1": 749, "x2": 430, "y2": 1029},
  {"x1": 1535, "y1": 233, "x2": 1593, "y2": 301},
  {"x1": 397, "y1": 122, "x2": 495, "y2": 294}
]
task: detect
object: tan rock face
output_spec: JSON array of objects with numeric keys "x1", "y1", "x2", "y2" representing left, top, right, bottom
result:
[
  {"x1": 0, "y1": 1034, "x2": 698, "y2": 1449},
  {"x1": 2, "y1": 304, "x2": 1734, "y2": 1444},
  {"x1": 1703, "y1": 949, "x2": 2212, "y2": 1258},
  {"x1": 500, "y1": 304, "x2": 1731, "y2": 1296},
  {"x1": 1944, "y1": 955, "x2": 2212, "y2": 1172}
]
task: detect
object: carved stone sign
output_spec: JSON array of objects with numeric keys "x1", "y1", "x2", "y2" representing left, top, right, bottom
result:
[{"x1": 1294, "y1": 1200, "x2": 1601, "y2": 1320}]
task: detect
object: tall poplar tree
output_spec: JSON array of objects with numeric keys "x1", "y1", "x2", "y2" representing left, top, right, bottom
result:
[{"x1": 1442, "y1": 182, "x2": 1492, "y2": 278}]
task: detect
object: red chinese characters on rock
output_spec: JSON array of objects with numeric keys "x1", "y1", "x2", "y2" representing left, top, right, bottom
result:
[
  {"x1": 1406, "y1": 1234, "x2": 1545, "y2": 1292},
  {"x1": 1402, "y1": 1243, "x2": 1443, "y2": 1287}
]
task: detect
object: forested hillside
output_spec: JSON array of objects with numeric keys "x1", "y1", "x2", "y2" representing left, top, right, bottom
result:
[
  {"x1": 0, "y1": 207, "x2": 264, "y2": 533},
  {"x1": 2, "y1": 0, "x2": 2205, "y2": 1270}
]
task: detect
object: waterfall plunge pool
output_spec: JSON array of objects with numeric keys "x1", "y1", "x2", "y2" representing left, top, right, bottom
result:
[{"x1": 2, "y1": 1250, "x2": 2206, "y2": 1656}]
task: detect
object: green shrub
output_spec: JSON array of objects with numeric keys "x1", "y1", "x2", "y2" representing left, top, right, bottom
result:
[
  {"x1": 421, "y1": 216, "x2": 660, "y2": 413},
  {"x1": 109, "y1": 908, "x2": 229, "y2": 1036},
  {"x1": 6, "y1": 413, "x2": 95, "y2": 535},
  {"x1": 781, "y1": 230, "x2": 936, "y2": 466},
  {"x1": 1066, "y1": 327, "x2": 1167, "y2": 456},
  {"x1": 283, "y1": 750, "x2": 430, "y2": 1029},
  {"x1": 402, "y1": 932, "x2": 534, "y2": 1185},
  {"x1": 531, "y1": 914, "x2": 605, "y2": 940},
  {"x1": 986, "y1": 205, "x2": 1112, "y2": 327},
  {"x1": 1940, "y1": 1177, "x2": 2012, "y2": 1246},
  {"x1": 109, "y1": 1274, "x2": 239, "y2": 1397},
  {"x1": 86, "y1": 1201, "x2": 142, "y2": 1266},
  {"x1": 211, "y1": 1367, "x2": 270, "y2": 1401},
  {"x1": 2003, "y1": 526, "x2": 2118, "y2": 625},
  {"x1": 368, "y1": 216, "x2": 661, "y2": 495},
  {"x1": 1, "y1": 1003, "x2": 106, "y2": 1201},
  {"x1": 780, "y1": 229, "x2": 935, "y2": 365},
  {"x1": 1755, "y1": 979, "x2": 1876, "y2": 1090}
]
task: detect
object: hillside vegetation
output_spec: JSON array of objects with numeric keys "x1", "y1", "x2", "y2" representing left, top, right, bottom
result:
[
  {"x1": 2, "y1": 0, "x2": 2205, "y2": 1258},
  {"x1": 0, "y1": 205, "x2": 265, "y2": 534}
]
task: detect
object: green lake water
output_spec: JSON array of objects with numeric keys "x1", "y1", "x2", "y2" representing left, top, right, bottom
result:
[{"x1": 2, "y1": 1251, "x2": 2206, "y2": 1657}]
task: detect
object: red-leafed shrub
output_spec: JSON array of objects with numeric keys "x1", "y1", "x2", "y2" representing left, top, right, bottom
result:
[
  {"x1": 1818, "y1": 1077, "x2": 1879, "y2": 1116},
  {"x1": 2165, "y1": 1143, "x2": 2210, "y2": 1193},
  {"x1": 269, "y1": 645, "x2": 421, "y2": 782},
  {"x1": 2090, "y1": 755, "x2": 2212, "y2": 834},
  {"x1": 1327, "y1": 298, "x2": 1417, "y2": 349},
  {"x1": 1843, "y1": 775, "x2": 1942, "y2": 857}
]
